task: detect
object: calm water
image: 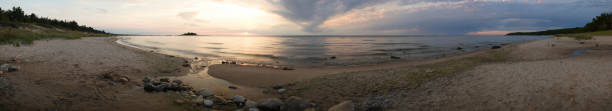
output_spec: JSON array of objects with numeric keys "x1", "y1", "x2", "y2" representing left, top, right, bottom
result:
[{"x1": 117, "y1": 35, "x2": 549, "y2": 66}]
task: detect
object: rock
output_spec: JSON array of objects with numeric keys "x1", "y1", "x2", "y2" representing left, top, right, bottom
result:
[
  {"x1": 277, "y1": 89, "x2": 287, "y2": 94},
  {"x1": 157, "y1": 83, "x2": 171, "y2": 91},
  {"x1": 456, "y1": 47, "x2": 463, "y2": 50},
  {"x1": 175, "y1": 99, "x2": 185, "y2": 104},
  {"x1": 231, "y1": 95, "x2": 247, "y2": 105},
  {"x1": 328, "y1": 101, "x2": 355, "y2": 111},
  {"x1": 229, "y1": 85, "x2": 238, "y2": 89},
  {"x1": 246, "y1": 100, "x2": 257, "y2": 108},
  {"x1": 0, "y1": 64, "x2": 18, "y2": 72},
  {"x1": 285, "y1": 96, "x2": 314, "y2": 111},
  {"x1": 210, "y1": 96, "x2": 228, "y2": 105},
  {"x1": 282, "y1": 67, "x2": 294, "y2": 70},
  {"x1": 330, "y1": 56, "x2": 337, "y2": 59},
  {"x1": 272, "y1": 84, "x2": 283, "y2": 89},
  {"x1": 580, "y1": 42, "x2": 585, "y2": 44},
  {"x1": 197, "y1": 88, "x2": 215, "y2": 97},
  {"x1": 248, "y1": 108, "x2": 260, "y2": 111},
  {"x1": 257, "y1": 98, "x2": 284, "y2": 111},
  {"x1": 159, "y1": 78, "x2": 170, "y2": 82},
  {"x1": 491, "y1": 46, "x2": 502, "y2": 49},
  {"x1": 144, "y1": 83, "x2": 155, "y2": 92},
  {"x1": 182, "y1": 63, "x2": 190, "y2": 67},
  {"x1": 390, "y1": 56, "x2": 401, "y2": 59},
  {"x1": 119, "y1": 77, "x2": 129, "y2": 83},
  {"x1": 172, "y1": 80, "x2": 183, "y2": 84},
  {"x1": 108, "y1": 82, "x2": 117, "y2": 86},
  {"x1": 194, "y1": 57, "x2": 199, "y2": 59},
  {"x1": 203, "y1": 99, "x2": 214, "y2": 107},
  {"x1": 142, "y1": 77, "x2": 152, "y2": 83}
]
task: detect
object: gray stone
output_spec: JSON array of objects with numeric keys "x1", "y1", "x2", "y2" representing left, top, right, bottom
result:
[
  {"x1": 203, "y1": 99, "x2": 214, "y2": 107},
  {"x1": 172, "y1": 80, "x2": 183, "y2": 84},
  {"x1": 248, "y1": 108, "x2": 260, "y2": 111},
  {"x1": 209, "y1": 96, "x2": 227, "y2": 105},
  {"x1": 272, "y1": 84, "x2": 283, "y2": 89},
  {"x1": 285, "y1": 96, "x2": 314, "y2": 111},
  {"x1": 159, "y1": 78, "x2": 170, "y2": 82},
  {"x1": 197, "y1": 88, "x2": 215, "y2": 97},
  {"x1": 144, "y1": 83, "x2": 155, "y2": 92},
  {"x1": 277, "y1": 89, "x2": 287, "y2": 94},
  {"x1": 0, "y1": 64, "x2": 18, "y2": 72},
  {"x1": 257, "y1": 98, "x2": 284, "y2": 111},
  {"x1": 142, "y1": 77, "x2": 152, "y2": 83},
  {"x1": 328, "y1": 101, "x2": 355, "y2": 111},
  {"x1": 231, "y1": 95, "x2": 246, "y2": 103},
  {"x1": 245, "y1": 100, "x2": 257, "y2": 108}
]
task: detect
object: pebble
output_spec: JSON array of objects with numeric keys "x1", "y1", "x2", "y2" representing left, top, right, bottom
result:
[
  {"x1": 328, "y1": 101, "x2": 355, "y2": 111},
  {"x1": 172, "y1": 80, "x2": 183, "y2": 84},
  {"x1": 491, "y1": 46, "x2": 502, "y2": 49},
  {"x1": 160, "y1": 78, "x2": 170, "y2": 82},
  {"x1": 277, "y1": 89, "x2": 287, "y2": 94},
  {"x1": 119, "y1": 77, "x2": 129, "y2": 83},
  {"x1": 285, "y1": 96, "x2": 314, "y2": 111},
  {"x1": 0, "y1": 64, "x2": 18, "y2": 72},
  {"x1": 231, "y1": 95, "x2": 247, "y2": 107},
  {"x1": 248, "y1": 108, "x2": 260, "y2": 111},
  {"x1": 390, "y1": 56, "x2": 401, "y2": 59},
  {"x1": 272, "y1": 84, "x2": 283, "y2": 89},
  {"x1": 245, "y1": 100, "x2": 257, "y2": 108},
  {"x1": 197, "y1": 88, "x2": 215, "y2": 97},
  {"x1": 203, "y1": 99, "x2": 214, "y2": 107},
  {"x1": 108, "y1": 82, "x2": 117, "y2": 86},
  {"x1": 257, "y1": 98, "x2": 284, "y2": 111},
  {"x1": 175, "y1": 99, "x2": 185, "y2": 104},
  {"x1": 228, "y1": 85, "x2": 238, "y2": 89}
]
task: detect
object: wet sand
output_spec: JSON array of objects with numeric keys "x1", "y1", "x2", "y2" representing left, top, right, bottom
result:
[{"x1": 0, "y1": 37, "x2": 190, "y2": 111}]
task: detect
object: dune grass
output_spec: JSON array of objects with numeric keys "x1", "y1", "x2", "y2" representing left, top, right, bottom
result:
[
  {"x1": 0, "y1": 27, "x2": 112, "y2": 45},
  {"x1": 556, "y1": 30, "x2": 612, "y2": 40}
]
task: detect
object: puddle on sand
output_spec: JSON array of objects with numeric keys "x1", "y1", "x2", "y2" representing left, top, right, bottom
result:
[{"x1": 571, "y1": 48, "x2": 588, "y2": 56}]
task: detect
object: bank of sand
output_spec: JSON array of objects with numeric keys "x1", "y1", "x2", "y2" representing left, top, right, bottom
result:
[
  {"x1": 0, "y1": 37, "x2": 190, "y2": 111},
  {"x1": 209, "y1": 36, "x2": 612, "y2": 110}
]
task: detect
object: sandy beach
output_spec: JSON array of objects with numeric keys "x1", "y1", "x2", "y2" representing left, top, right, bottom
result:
[
  {"x1": 1, "y1": 36, "x2": 612, "y2": 110},
  {"x1": 0, "y1": 37, "x2": 190, "y2": 110},
  {"x1": 208, "y1": 36, "x2": 612, "y2": 110}
]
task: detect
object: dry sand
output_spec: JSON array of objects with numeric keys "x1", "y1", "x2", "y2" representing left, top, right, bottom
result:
[
  {"x1": 0, "y1": 37, "x2": 190, "y2": 111},
  {"x1": 270, "y1": 36, "x2": 612, "y2": 110}
]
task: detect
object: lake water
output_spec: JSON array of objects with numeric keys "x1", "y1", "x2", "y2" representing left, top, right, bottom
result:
[{"x1": 117, "y1": 35, "x2": 549, "y2": 67}]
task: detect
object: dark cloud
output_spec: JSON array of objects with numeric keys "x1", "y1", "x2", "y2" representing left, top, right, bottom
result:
[
  {"x1": 270, "y1": 0, "x2": 391, "y2": 32},
  {"x1": 365, "y1": 1, "x2": 607, "y2": 34}
]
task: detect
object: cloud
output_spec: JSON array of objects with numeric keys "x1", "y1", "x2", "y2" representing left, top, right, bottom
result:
[
  {"x1": 177, "y1": 11, "x2": 199, "y2": 20},
  {"x1": 269, "y1": 0, "x2": 391, "y2": 32}
]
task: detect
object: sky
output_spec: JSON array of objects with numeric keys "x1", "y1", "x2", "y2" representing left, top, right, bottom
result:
[{"x1": 0, "y1": 0, "x2": 610, "y2": 35}]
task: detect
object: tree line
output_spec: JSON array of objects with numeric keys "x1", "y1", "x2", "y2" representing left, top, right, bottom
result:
[
  {"x1": 0, "y1": 7, "x2": 108, "y2": 34},
  {"x1": 507, "y1": 12, "x2": 611, "y2": 35}
]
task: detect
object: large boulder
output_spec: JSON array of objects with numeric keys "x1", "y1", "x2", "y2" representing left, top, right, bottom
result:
[
  {"x1": 328, "y1": 101, "x2": 355, "y2": 111},
  {"x1": 257, "y1": 98, "x2": 284, "y2": 111}
]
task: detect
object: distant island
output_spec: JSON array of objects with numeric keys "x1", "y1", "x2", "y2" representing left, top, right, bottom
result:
[
  {"x1": 507, "y1": 12, "x2": 611, "y2": 39},
  {"x1": 181, "y1": 32, "x2": 198, "y2": 36},
  {"x1": 0, "y1": 7, "x2": 111, "y2": 45}
]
